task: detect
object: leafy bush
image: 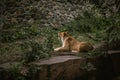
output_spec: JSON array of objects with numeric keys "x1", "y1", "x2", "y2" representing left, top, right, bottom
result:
[
  {"x1": 21, "y1": 28, "x2": 54, "y2": 63},
  {"x1": 0, "y1": 63, "x2": 26, "y2": 80},
  {"x1": 1, "y1": 23, "x2": 40, "y2": 43},
  {"x1": 21, "y1": 40, "x2": 50, "y2": 63},
  {"x1": 106, "y1": 14, "x2": 120, "y2": 50}
]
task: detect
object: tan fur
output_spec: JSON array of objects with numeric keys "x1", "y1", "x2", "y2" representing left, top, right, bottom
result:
[{"x1": 54, "y1": 32, "x2": 93, "y2": 52}]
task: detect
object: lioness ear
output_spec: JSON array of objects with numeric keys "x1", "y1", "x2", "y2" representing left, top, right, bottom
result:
[
  {"x1": 64, "y1": 32, "x2": 67, "y2": 34},
  {"x1": 64, "y1": 32, "x2": 69, "y2": 36}
]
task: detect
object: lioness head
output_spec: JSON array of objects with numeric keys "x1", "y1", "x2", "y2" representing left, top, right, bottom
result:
[
  {"x1": 58, "y1": 32, "x2": 69, "y2": 38},
  {"x1": 58, "y1": 32, "x2": 69, "y2": 43}
]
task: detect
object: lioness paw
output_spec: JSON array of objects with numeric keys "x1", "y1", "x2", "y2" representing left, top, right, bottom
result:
[
  {"x1": 54, "y1": 48, "x2": 60, "y2": 51},
  {"x1": 72, "y1": 50, "x2": 79, "y2": 53}
]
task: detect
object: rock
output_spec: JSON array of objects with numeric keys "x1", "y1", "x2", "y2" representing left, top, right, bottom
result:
[
  {"x1": 0, "y1": 55, "x2": 88, "y2": 80},
  {"x1": 33, "y1": 55, "x2": 86, "y2": 80}
]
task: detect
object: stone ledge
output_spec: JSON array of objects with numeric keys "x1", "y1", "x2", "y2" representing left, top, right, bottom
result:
[
  {"x1": 33, "y1": 55, "x2": 86, "y2": 80},
  {"x1": 0, "y1": 55, "x2": 87, "y2": 80},
  {"x1": 36, "y1": 55, "x2": 84, "y2": 65}
]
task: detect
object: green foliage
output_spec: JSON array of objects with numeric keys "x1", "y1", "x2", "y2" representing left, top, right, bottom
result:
[
  {"x1": 1, "y1": 0, "x2": 120, "y2": 65},
  {"x1": 0, "y1": 26, "x2": 57, "y2": 63},
  {"x1": 0, "y1": 43, "x2": 21, "y2": 57},
  {"x1": 21, "y1": 40, "x2": 50, "y2": 63},
  {"x1": 1, "y1": 23, "x2": 40, "y2": 43},
  {"x1": 26, "y1": 64, "x2": 41, "y2": 80},
  {"x1": 71, "y1": 11, "x2": 106, "y2": 33},
  {"x1": 106, "y1": 14, "x2": 120, "y2": 49},
  {"x1": 59, "y1": 8, "x2": 107, "y2": 44},
  {"x1": 99, "y1": 14, "x2": 120, "y2": 50},
  {"x1": 8, "y1": 64, "x2": 25, "y2": 80},
  {"x1": 20, "y1": 27, "x2": 55, "y2": 63},
  {"x1": 0, "y1": 63, "x2": 26, "y2": 80}
]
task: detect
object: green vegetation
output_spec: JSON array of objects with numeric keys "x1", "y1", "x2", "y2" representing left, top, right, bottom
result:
[
  {"x1": 0, "y1": 63, "x2": 26, "y2": 80},
  {"x1": 1, "y1": 0, "x2": 120, "y2": 63},
  {"x1": 21, "y1": 39, "x2": 52, "y2": 63},
  {"x1": 1, "y1": 23, "x2": 40, "y2": 43},
  {"x1": 1, "y1": 5, "x2": 120, "y2": 63}
]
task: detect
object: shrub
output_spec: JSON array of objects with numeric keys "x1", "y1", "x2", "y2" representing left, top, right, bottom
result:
[
  {"x1": 0, "y1": 63, "x2": 26, "y2": 80},
  {"x1": 21, "y1": 40, "x2": 50, "y2": 63},
  {"x1": 21, "y1": 28, "x2": 54, "y2": 63}
]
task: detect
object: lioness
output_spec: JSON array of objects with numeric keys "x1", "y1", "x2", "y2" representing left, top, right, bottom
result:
[{"x1": 54, "y1": 32, "x2": 93, "y2": 52}]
